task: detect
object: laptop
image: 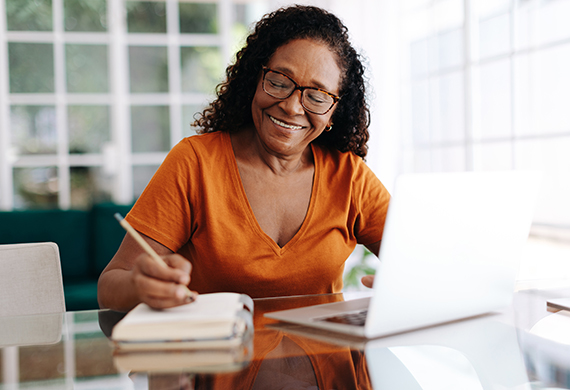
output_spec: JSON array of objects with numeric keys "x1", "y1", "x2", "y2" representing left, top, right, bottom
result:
[{"x1": 265, "y1": 171, "x2": 541, "y2": 339}]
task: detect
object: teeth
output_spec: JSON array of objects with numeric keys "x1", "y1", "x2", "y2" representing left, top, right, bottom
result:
[{"x1": 269, "y1": 115, "x2": 302, "y2": 130}]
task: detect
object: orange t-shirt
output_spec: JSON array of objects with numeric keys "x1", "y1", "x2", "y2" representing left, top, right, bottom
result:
[{"x1": 126, "y1": 131, "x2": 390, "y2": 298}]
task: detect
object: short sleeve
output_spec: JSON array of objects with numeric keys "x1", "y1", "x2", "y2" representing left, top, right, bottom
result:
[
  {"x1": 126, "y1": 138, "x2": 197, "y2": 251},
  {"x1": 352, "y1": 160, "x2": 391, "y2": 246}
]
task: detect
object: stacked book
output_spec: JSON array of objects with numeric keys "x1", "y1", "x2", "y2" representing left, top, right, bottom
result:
[{"x1": 111, "y1": 292, "x2": 254, "y2": 374}]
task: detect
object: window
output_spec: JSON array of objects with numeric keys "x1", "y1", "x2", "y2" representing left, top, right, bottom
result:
[
  {"x1": 0, "y1": 0, "x2": 266, "y2": 210},
  {"x1": 401, "y1": 0, "x2": 570, "y2": 230}
]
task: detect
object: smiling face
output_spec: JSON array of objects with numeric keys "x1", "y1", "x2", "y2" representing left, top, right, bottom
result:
[{"x1": 250, "y1": 38, "x2": 342, "y2": 158}]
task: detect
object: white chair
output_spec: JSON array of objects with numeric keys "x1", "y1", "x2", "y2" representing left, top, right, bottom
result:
[{"x1": 0, "y1": 242, "x2": 66, "y2": 316}]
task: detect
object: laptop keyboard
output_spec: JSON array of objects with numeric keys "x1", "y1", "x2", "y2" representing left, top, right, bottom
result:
[{"x1": 317, "y1": 309, "x2": 368, "y2": 326}]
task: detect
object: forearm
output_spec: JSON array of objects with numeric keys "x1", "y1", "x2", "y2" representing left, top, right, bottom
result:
[
  {"x1": 99, "y1": 232, "x2": 194, "y2": 310},
  {"x1": 97, "y1": 268, "x2": 141, "y2": 311}
]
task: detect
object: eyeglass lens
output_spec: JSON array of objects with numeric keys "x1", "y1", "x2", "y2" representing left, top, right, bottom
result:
[{"x1": 263, "y1": 70, "x2": 334, "y2": 114}]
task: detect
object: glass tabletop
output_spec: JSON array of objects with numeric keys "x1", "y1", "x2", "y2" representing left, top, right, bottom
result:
[{"x1": 2, "y1": 289, "x2": 570, "y2": 389}]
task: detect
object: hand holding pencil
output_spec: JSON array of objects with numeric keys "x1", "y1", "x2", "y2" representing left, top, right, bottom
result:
[{"x1": 114, "y1": 213, "x2": 197, "y2": 307}]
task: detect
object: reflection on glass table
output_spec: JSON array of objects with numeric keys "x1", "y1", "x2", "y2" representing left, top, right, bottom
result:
[{"x1": 2, "y1": 289, "x2": 570, "y2": 389}]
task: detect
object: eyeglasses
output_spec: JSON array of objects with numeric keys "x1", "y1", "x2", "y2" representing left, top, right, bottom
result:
[{"x1": 261, "y1": 67, "x2": 340, "y2": 115}]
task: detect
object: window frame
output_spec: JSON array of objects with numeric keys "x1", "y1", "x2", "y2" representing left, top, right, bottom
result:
[{"x1": 0, "y1": 0, "x2": 235, "y2": 210}]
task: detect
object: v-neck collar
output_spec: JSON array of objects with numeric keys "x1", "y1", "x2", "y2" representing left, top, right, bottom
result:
[{"x1": 223, "y1": 131, "x2": 319, "y2": 256}]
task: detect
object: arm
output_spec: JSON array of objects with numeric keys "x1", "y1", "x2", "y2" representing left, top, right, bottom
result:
[
  {"x1": 348, "y1": 155, "x2": 389, "y2": 291},
  {"x1": 97, "y1": 232, "x2": 194, "y2": 311},
  {"x1": 360, "y1": 240, "x2": 381, "y2": 289}
]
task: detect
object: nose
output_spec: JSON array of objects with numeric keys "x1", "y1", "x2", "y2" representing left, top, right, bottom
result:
[{"x1": 279, "y1": 89, "x2": 305, "y2": 115}]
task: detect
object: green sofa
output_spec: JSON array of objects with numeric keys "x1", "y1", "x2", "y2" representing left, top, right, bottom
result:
[{"x1": 0, "y1": 203, "x2": 133, "y2": 311}]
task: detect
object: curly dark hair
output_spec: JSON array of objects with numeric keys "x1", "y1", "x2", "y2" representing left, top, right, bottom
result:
[{"x1": 193, "y1": 5, "x2": 371, "y2": 158}]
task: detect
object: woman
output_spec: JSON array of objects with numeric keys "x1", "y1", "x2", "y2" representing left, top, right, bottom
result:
[{"x1": 98, "y1": 5, "x2": 390, "y2": 311}]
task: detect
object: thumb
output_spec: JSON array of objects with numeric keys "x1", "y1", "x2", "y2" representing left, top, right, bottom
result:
[{"x1": 361, "y1": 275, "x2": 375, "y2": 288}]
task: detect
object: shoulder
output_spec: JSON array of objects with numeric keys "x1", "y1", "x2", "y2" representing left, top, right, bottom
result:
[
  {"x1": 170, "y1": 132, "x2": 229, "y2": 161},
  {"x1": 312, "y1": 143, "x2": 369, "y2": 176},
  {"x1": 313, "y1": 144, "x2": 389, "y2": 202},
  {"x1": 179, "y1": 131, "x2": 227, "y2": 151}
]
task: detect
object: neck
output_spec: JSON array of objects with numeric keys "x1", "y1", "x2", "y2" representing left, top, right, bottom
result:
[{"x1": 231, "y1": 128, "x2": 313, "y2": 176}]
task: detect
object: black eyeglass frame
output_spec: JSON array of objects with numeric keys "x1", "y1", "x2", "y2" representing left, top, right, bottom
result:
[{"x1": 261, "y1": 66, "x2": 341, "y2": 115}]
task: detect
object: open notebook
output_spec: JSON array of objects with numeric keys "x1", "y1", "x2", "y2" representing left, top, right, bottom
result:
[{"x1": 265, "y1": 171, "x2": 541, "y2": 338}]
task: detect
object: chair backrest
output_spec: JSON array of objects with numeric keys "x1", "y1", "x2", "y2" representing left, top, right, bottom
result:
[{"x1": 0, "y1": 242, "x2": 66, "y2": 316}]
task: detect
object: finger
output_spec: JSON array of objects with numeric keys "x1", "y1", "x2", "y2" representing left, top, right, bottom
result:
[
  {"x1": 133, "y1": 272, "x2": 195, "y2": 308},
  {"x1": 141, "y1": 292, "x2": 197, "y2": 309},
  {"x1": 144, "y1": 293, "x2": 194, "y2": 309},
  {"x1": 136, "y1": 253, "x2": 190, "y2": 285},
  {"x1": 144, "y1": 291, "x2": 196, "y2": 309},
  {"x1": 361, "y1": 275, "x2": 375, "y2": 288},
  {"x1": 162, "y1": 254, "x2": 192, "y2": 285}
]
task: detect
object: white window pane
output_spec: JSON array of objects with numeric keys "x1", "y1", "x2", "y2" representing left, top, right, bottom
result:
[
  {"x1": 234, "y1": 2, "x2": 268, "y2": 35},
  {"x1": 11, "y1": 105, "x2": 57, "y2": 155},
  {"x1": 428, "y1": 35, "x2": 440, "y2": 73},
  {"x1": 515, "y1": 137, "x2": 570, "y2": 226},
  {"x1": 64, "y1": 0, "x2": 107, "y2": 32},
  {"x1": 516, "y1": 44, "x2": 570, "y2": 136},
  {"x1": 129, "y1": 46, "x2": 169, "y2": 93},
  {"x1": 126, "y1": 1, "x2": 166, "y2": 33},
  {"x1": 66, "y1": 44, "x2": 109, "y2": 93},
  {"x1": 514, "y1": 1, "x2": 534, "y2": 51},
  {"x1": 475, "y1": 0, "x2": 510, "y2": 19},
  {"x1": 401, "y1": 149, "x2": 413, "y2": 173},
  {"x1": 537, "y1": 0, "x2": 570, "y2": 46},
  {"x1": 438, "y1": 71, "x2": 465, "y2": 143},
  {"x1": 472, "y1": 142, "x2": 513, "y2": 171},
  {"x1": 68, "y1": 105, "x2": 111, "y2": 154},
  {"x1": 534, "y1": 44, "x2": 570, "y2": 134},
  {"x1": 70, "y1": 166, "x2": 112, "y2": 209},
  {"x1": 431, "y1": 146, "x2": 466, "y2": 172},
  {"x1": 477, "y1": 59, "x2": 511, "y2": 140},
  {"x1": 516, "y1": 0, "x2": 570, "y2": 49},
  {"x1": 479, "y1": 13, "x2": 510, "y2": 60},
  {"x1": 513, "y1": 54, "x2": 532, "y2": 136},
  {"x1": 429, "y1": 77, "x2": 441, "y2": 143},
  {"x1": 410, "y1": 149, "x2": 432, "y2": 173},
  {"x1": 410, "y1": 38, "x2": 429, "y2": 78},
  {"x1": 402, "y1": 0, "x2": 431, "y2": 12},
  {"x1": 180, "y1": 46, "x2": 223, "y2": 94},
  {"x1": 182, "y1": 104, "x2": 204, "y2": 138},
  {"x1": 179, "y1": 3, "x2": 217, "y2": 33},
  {"x1": 8, "y1": 42, "x2": 54, "y2": 93},
  {"x1": 133, "y1": 165, "x2": 159, "y2": 198},
  {"x1": 402, "y1": 8, "x2": 431, "y2": 44},
  {"x1": 438, "y1": 28, "x2": 463, "y2": 69},
  {"x1": 433, "y1": 0, "x2": 464, "y2": 31},
  {"x1": 131, "y1": 106, "x2": 171, "y2": 153},
  {"x1": 411, "y1": 80, "x2": 430, "y2": 145},
  {"x1": 13, "y1": 167, "x2": 58, "y2": 209},
  {"x1": 6, "y1": 0, "x2": 52, "y2": 31}
]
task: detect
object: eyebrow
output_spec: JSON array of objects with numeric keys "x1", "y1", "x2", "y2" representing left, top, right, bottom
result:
[{"x1": 271, "y1": 66, "x2": 336, "y2": 93}]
